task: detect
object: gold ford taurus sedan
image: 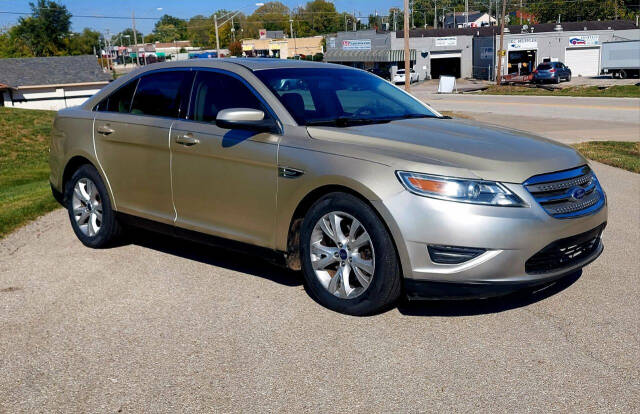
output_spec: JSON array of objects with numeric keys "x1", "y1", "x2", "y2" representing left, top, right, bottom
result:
[{"x1": 49, "y1": 59, "x2": 607, "y2": 315}]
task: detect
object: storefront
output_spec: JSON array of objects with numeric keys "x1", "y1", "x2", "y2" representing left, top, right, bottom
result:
[{"x1": 391, "y1": 31, "x2": 475, "y2": 80}]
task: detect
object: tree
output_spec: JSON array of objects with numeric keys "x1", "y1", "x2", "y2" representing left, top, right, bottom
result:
[
  {"x1": 111, "y1": 28, "x2": 143, "y2": 46},
  {"x1": 0, "y1": 27, "x2": 34, "y2": 58},
  {"x1": 187, "y1": 15, "x2": 213, "y2": 47},
  {"x1": 153, "y1": 14, "x2": 188, "y2": 42},
  {"x1": 246, "y1": 2, "x2": 290, "y2": 37},
  {"x1": 66, "y1": 28, "x2": 101, "y2": 55},
  {"x1": 14, "y1": 0, "x2": 71, "y2": 56},
  {"x1": 229, "y1": 40, "x2": 243, "y2": 56},
  {"x1": 529, "y1": 0, "x2": 631, "y2": 23}
]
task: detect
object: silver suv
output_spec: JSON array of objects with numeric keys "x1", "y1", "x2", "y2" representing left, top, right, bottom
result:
[{"x1": 49, "y1": 59, "x2": 607, "y2": 315}]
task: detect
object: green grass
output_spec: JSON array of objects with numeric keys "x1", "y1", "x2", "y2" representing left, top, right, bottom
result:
[
  {"x1": 572, "y1": 141, "x2": 640, "y2": 173},
  {"x1": 0, "y1": 107, "x2": 59, "y2": 238},
  {"x1": 479, "y1": 84, "x2": 640, "y2": 98}
]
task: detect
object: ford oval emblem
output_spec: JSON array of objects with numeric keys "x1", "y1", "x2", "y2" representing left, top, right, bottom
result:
[{"x1": 571, "y1": 187, "x2": 586, "y2": 201}]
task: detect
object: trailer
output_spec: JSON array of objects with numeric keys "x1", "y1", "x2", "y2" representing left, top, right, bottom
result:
[{"x1": 601, "y1": 40, "x2": 640, "y2": 79}]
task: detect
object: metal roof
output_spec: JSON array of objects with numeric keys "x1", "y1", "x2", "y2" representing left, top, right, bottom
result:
[
  {"x1": 0, "y1": 55, "x2": 112, "y2": 88},
  {"x1": 397, "y1": 19, "x2": 639, "y2": 38}
]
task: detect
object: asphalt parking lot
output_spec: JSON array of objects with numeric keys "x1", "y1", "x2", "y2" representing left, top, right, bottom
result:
[
  {"x1": 1, "y1": 160, "x2": 638, "y2": 412},
  {"x1": 413, "y1": 88, "x2": 640, "y2": 144}
]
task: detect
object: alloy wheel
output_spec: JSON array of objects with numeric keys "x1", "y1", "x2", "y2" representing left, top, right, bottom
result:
[
  {"x1": 310, "y1": 211, "x2": 375, "y2": 299},
  {"x1": 71, "y1": 178, "x2": 103, "y2": 237}
]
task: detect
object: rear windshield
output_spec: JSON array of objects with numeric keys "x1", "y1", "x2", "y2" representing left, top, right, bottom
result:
[
  {"x1": 396, "y1": 69, "x2": 405, "y2": 74},
  {"x1": 537, "y1": 64, "x2": 553, "y2": 70}
]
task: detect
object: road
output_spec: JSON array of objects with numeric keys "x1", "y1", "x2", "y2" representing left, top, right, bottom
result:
[
  {"x1": 414, "y1": 91, "x2": 640, "y2": 144},
  {"x1": 1, "y1": 162, "x2": 638, "y2": 412}
]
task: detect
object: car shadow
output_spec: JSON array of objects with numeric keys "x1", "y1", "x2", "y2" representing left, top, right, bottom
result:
[
  {"x1": 127, "y1": 229, "x2": 302, "y2": 287},
  {"x1": 120, "y1": 229, "x2": 581, "y2": 316},
  {"x1": 397, "y1": 271, "x2": 582, "y2": 317}
]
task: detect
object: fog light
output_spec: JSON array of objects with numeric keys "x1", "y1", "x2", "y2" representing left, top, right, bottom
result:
[{"x1": 428, "y1": 245, "x2": 487, "y2": 264}]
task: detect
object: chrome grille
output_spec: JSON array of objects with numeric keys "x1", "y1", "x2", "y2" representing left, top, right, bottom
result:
[{"x1": 524, "y1": 166, "x2": 605, "y2": 219}]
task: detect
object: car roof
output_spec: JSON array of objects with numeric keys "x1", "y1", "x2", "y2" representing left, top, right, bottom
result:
[{"x1": 128, "y1": 58, "x2": 349, "y2": 72}]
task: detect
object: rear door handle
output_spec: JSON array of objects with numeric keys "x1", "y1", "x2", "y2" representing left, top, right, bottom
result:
[
  {"x1": 175, "y1": 133, "x2": 199, "y2": 146},
  {"x1": 97, "y1": 125, "x2": 115, "y2": 135}
]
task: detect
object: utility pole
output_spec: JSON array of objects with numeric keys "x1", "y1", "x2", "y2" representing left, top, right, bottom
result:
[
  {"x1": 132, "y1": 11, "x2": 140, "y2": 66},
  {"x1": 404, "y1": 0, "x2": 410, "y2": 92},
  {"x1": 353, "y1": 10, "x2": 357, "y2": 31},
  {"x1": 290, "y1": 18, "x2": 297, "y2": 56},
  {"x1": 434, "y1": 1, "x2": 437, "y2": 28},
  {"x1": 345, "y1": 14, "x2": 347, "y2": 32},
  {"x1": 411, "y1": 0, "x2": 415, "y2": 28},
  {"x1": 465, "y1": 0, "x2": 469, "y2": 26},
  {"x1": 496, "y1": 0, "x2": 507, "y2": 85},
  {"x1": 520, "y1": 0, "x2": 523, "y2": 25},
  {"x1": 214, "y1": 14, "x2": 220, "y2": 58},
  {"x1": 424, "y1": 11, "x2": 427, "y2": 28}
]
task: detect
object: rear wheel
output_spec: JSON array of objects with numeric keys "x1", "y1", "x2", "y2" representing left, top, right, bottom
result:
[
  {"x1": 65, "y1": 164, "x2": 121, "y2": 248},
  {"x1": 300, "y1": 193, "x2": 402, "y2": 315}
]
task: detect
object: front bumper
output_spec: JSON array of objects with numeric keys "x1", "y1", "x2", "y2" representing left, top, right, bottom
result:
[{"x1": 375, "y1": 182, "x2": 607, "y2": 296}]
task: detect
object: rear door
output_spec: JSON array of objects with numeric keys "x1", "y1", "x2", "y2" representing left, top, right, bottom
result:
[
  {"x1": 93, "y1": 69, "x2": 193, "y2": 224},
  {"x1": 170, "y1": 69, "x2": 280, "y2": 248}
]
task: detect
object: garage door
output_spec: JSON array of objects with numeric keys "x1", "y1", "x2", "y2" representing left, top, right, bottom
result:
[
  {"x1": 431, "y1": 52, "x2": 462, "y2": 79},
  {"x1": 565, "y1": 47, "x2": 600, "y2": 77}
]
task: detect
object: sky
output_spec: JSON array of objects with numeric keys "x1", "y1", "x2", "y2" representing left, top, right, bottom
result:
[{"x1": 0, "y1": 0, "x2": 403, "y2": 35}]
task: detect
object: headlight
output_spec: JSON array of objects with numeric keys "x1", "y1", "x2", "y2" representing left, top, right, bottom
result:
[{"x1": 396, "y1": 171, "x2": 526, "y2": 207}]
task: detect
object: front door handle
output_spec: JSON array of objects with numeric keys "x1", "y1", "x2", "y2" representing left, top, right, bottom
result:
[
  {"x1": 96, "y1": 125, "x2": 115, "y2": 135},
  {"x1": 175, "y1": 133, "x2": 199, "y2": 146}
]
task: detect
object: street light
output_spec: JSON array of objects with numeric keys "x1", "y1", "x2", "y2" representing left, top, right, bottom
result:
[{"x1": 214, "y1": 3, "x2": 264, "y2": 58}]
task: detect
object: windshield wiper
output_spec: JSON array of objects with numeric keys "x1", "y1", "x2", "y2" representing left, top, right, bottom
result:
[
  {"x1": 305, "y1": 117, "x2": 394, "y2": 127},
  {"x1": 395, "y1": 113, "x2": 442, "y2": 119}
]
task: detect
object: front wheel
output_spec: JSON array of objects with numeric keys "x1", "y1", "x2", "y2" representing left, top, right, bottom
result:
[
  {"x1": 65, "y1": 164, "x2": 122, "y2": 248},
  {"x1": 300, "y1": 193, "x2": 402, "y2": 315}
]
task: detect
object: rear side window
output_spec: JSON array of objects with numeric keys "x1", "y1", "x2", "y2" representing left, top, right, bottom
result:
[
  {"x1": 130, "y1": 71, "x2": 191, "y2": 118},
  {"x1": 96, "y1": 79, "x2": 138, "y2": 113},
  {"x1": 189, "y1": 71, "x2": 267, "y2": 123}
]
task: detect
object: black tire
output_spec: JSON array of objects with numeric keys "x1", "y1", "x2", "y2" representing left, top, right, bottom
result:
[
  {"x1": 65, "y1": 164, "x2": 121, "y2": 248},
  {"x1": 554, "y1": 76, "x2": 560, "y2": 84},
  {"x1": 299, "y1": 192, "x2": 402, "y2": 315},
  {"x1": 567, "y1": 74, "x2": 571, "y2": 82}
]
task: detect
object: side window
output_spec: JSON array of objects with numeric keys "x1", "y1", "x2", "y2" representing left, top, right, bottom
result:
[
  {"x1": 130, "y1": 71, "x2": 191, "y2": 118},
  {"x1": 96, "y1": 79, "x2": 138, "y2": 113},
  {"x1": 189, "y1": 71, "x2": 267, "y2": 123}
]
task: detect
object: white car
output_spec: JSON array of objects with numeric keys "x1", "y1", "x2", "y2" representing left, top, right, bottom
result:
[{"x1": 393, "y1": 69, "x2": 419, "y2": 84}]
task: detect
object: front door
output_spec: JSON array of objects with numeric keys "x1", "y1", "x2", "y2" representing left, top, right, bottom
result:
[
  {"x1": 170, "y1": 70, "x2": 280, "y2": 248},
  {"x1": 93, "y1": 69, "x2": 193, "y2": 224}
]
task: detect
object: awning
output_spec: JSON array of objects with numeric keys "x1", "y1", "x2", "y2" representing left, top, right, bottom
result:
[
  {"x1": 156, "y1": 52, "x2": 166, "y2": 57},
  {"x1": 388, "y1": 49, "x2": 417, "y2": 61},
  {"x1": 242, "y1": 45, "x2": 254, "y2": 51},
  {"x1": 324, "y1": 49, "x2": 416, "y2": 62}
]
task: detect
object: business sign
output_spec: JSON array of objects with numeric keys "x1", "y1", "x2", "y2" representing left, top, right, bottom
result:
[
  {"x1": 481, "y1": 47, "x2": 494, "y2": 60},
  {"x1": 435, "y1": 36, "x2": 457, "y2": 47},
  {"x1": 342, "y1": 39, "x2": 371, "y2": 50},
  {"x1": 259, "y1": 29, "x2": 267, "y2": 39},
  {"x1": 568, "y1": 35, "x2": 599, "y2": 46},
  {"x1": 508, "y1": 37, "x2": 538, "y2": 50}
]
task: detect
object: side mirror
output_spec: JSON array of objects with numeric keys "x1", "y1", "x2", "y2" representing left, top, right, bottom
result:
[{"x1": 216, "y1": 108, "x2": 277, "y2": 133}]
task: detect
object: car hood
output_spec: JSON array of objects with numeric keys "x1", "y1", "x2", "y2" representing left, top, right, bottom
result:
[{"x1": 306, "y1": 118, "x2": 586, "y2": 183}]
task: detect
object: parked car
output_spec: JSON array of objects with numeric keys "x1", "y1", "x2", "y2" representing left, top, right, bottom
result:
[
  {"x1": 393, "y1": 68, "x2": 419, "y2": 84},
  {"x1": 533, "y1": 62, "x2": 572, "y2": 84},
  {"x1": 366, "y1": 67, "x2": 391, "y2": 81},
  {"x1": 50, "y1": 59, "x2": 607, "y2": 315}
]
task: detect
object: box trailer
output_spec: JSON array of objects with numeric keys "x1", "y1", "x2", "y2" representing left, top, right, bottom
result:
[{"x1": 601, "y1": 40, "x2": 640, "y2": 79}]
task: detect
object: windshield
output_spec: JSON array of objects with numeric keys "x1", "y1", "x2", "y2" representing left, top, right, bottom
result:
[{"x1": 254, "y1": 67, "x2": 438, "y2": 126}]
